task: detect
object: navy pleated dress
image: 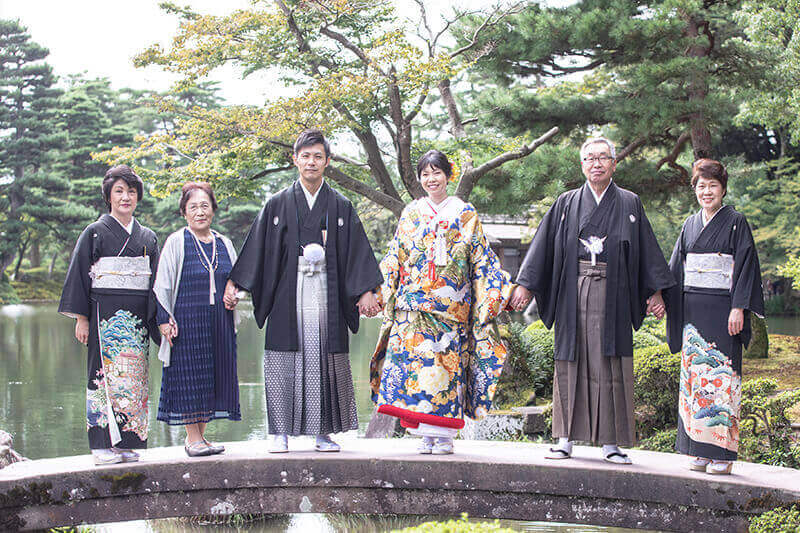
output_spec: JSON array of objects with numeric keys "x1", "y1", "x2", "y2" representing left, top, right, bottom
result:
[{"x1": 157, "y1": 229, "x2": 241, "y2": 425}]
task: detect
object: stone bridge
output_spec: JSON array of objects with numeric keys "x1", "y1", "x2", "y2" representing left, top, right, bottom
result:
[{"x1": 1, "y1": 438, "x2": 798, "y2": 532}]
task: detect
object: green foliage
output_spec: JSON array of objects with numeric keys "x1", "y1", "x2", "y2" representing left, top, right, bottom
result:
[
  {"x1": 779, "y1": 253, "x2": 800, "y2": 291},
  {"x1": 749, "y1": 505, "x2": 800, "y2": 533},
  {"x1": 0, "y1": 274, "x2": 20, "y2": 305},
  {"x1": 393, "y1": 515, "x2": 517, "y2": 533},
  {"x1": 494, "y1": 321, "x2": 555, "y2": 409},
  {"x1": 743, "y1": 315, "x2": 769, "y2": 359},
  {"x1": 637, "y1": 428, "x2": 677, "y2": 454},
  {"x1": 93, "y1": 1, "x2": 559, "y2": 217},
  {"x1": 739, "y1": 378, "x2": 800, "y2": 469},
  {"x1": 0, "y1": 19, "x2": 66, "y2": 277},
  {"x1": 764, "y1": 294, "x2": 800, "y2": 316},
  {"x1": 633, "y1": 343, "x2": 681, "y2": 438}
]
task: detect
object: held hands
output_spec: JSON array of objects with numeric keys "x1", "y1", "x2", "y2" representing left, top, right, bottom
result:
[
  {"x1": 223, "y1": 280, "x2": 240, "y2": 310},
  {"x1": 75, "y1": 316, "x2": 89, "y2": 345},
  {"x1": 510, "y1": 285, "x2": 532, "y2": 311},
  {"x1": 728, "y1": 308, "x2": 744, "y2": 336},
  {"x1": 646, "y1": 290, "x2": 665, "y2": 320},
  {"x1": 159, "y1": 317, "x2": 178, "y2": 347},
  {"x1": 357, "y1": 290, "x2": 381, "y2": 318}
]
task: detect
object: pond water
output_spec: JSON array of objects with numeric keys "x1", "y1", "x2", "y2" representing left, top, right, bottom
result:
[{"x1": 4, "y1": 303, "x2": 793, "y2": 532}]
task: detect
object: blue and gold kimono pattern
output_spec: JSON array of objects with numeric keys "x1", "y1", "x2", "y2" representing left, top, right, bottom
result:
[{"x1": 370, "y1": 199, "x2": 513, "y2": 427}]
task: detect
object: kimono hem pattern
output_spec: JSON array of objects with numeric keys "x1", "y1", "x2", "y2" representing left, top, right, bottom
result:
[{"x1": 370, "y1": 198, "x2": 513, "y2": 431}]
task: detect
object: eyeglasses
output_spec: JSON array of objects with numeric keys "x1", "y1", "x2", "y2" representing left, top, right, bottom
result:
[{"x1": 582, "y1": 156, "x2": 615, "y2": 164}]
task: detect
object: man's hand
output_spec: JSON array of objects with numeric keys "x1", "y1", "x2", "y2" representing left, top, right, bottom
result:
[
  {"x1": 646, "y1": 290, "x2": 665, "y2": 320},
  {"x1": 357, "y1": 291, "x2": 381, "y2": 317},
  {"x1": 223, "y1": 280, "x2": 240, "y2": 310},
  {"x1": 510, "y1": 285, "x2": 532, "y2": 311},
  {"x1": 75, "y1": 316, "x2": 89, "y2": 345},
  {"x1": 728, "y1": 308, "x2": 744, "y2": 336}
]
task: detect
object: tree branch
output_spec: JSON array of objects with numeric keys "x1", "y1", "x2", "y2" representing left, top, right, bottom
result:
[
  {"x1": 656, "y1": 130, "x2": 691, "y2": 183},
  {"x1": 450, "y1": 2, "x2": 524, "y2": 59},
  {"x1": 455, "y1": 126, "x2": 559, "y2": 198},
  {"x1": 616, "y1": 137, "x2": 648, "y2": 162},
  {"x1": 324, "y1": 165, "x2": 405, "y2": 216},
  {"x1": 250, "y1": 165, "x2": 294, "y2": 180}
]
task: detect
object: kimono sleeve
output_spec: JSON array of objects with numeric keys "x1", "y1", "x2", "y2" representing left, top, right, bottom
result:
[
  {"x1": 516, "y1": 197, "x2": 563, "y2": 327},
  {"x1": 467, "y1": 210, "x2": 513, "y2": 326},
  {"x1": 664, "y1": 222, "x2": 687, "y2": 354},
  {"x1": 146, "y1": 231, "x2": 161, "y2": 344},
  {"x1": 731, "y1": 216, "x2": 764, "y2": 317},
  {"x1": 377, "y1": 225, "x2": 402, "y2": 310},
  {"x1": 229, "y1": 200, "x2": 279, "y2": 328},
  {"x1": 635, "y1": 198, "x2": 675, "y2": 308},
  {"x1": 58, "y1": 226, "x2": 95, "y2": 319},
  {"x1": 342, "y1": 201, "x2": 382, "y2": 303}
]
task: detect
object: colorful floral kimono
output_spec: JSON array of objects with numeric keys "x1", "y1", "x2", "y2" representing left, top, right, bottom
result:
[
  {"x1": 665, "y1": 206, "x2": 764, "y2": 461},
  {"x1": 370, "y1": 197, "x2": 513, "y2": 435}
]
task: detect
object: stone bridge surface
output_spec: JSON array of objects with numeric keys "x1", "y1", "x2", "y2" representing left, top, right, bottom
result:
[{"x1": 1, "y1": 438, "x2": 798, "y2": 532}]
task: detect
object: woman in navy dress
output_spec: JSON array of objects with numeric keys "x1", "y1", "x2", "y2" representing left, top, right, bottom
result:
[{"x1": 153, "y1": 182, "x2": 241, "y2": 456}]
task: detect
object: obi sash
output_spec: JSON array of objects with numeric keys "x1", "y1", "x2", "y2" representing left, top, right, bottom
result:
[
  {"x1": 90, "y1": 256, "x2": 152, "y2": 290},
  {"x1": 684, "y1": 252, "x2": 733, "y2": 291}
]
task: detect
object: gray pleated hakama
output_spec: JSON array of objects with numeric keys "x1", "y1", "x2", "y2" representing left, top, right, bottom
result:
[
  {"x1": 551, "y1": 260, "x2": 636, "y2": 446},
  {"x1": 263, "y1": 257, "x2": 359, "y2": 436}
]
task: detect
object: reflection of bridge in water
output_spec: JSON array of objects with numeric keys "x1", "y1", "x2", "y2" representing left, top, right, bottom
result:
[{"x1": 2, "y1": 438, "x2": 798, "y2": 532}]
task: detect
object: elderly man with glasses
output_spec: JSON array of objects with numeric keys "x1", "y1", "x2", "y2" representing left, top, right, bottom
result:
[{"x1": 510, "y1": 137, "x2": 674, "y2": 464}]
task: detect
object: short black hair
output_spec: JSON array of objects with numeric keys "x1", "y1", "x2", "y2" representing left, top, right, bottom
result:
[
  {"x1": 293, "y1": 129, "x2": 331, "y2": 159},
  {"x1": 416, "y1": 150, "x2": 452, "y2": 180},
  {"x1": 102, "y1": 165, "x2": 144, "y2": 211}
]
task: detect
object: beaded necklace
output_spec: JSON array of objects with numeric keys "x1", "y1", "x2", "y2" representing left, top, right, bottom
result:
[{"x1": 188, "y1": 228, "x2": 218, "y2": 305}]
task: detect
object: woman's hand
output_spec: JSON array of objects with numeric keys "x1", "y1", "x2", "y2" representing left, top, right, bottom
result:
[
  {"x1": 357, "y1": 290, "x2": 381, "y2": 317},
  {"x1": 223, "y1": 280, "x2": 239, "y2": 310},
  {"x1": 75, "y1": 316, "x2": 89, "y2": 345},
  {"x1": 646, "y1": 290, "x2": 665, "y2": 320},
  {"x1": 159, "y1": 317, "x2": 178, "y2": 347},
  {"x1": 510, "y1": 285, "x2": 532, "y2": 311},
  {"x1": 728, "y1": 308, "x2": 744, "y2": 336}
]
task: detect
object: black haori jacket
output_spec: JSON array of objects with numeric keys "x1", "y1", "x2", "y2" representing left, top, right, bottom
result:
[
  {"x1": 516, "y1": 182, "x2": 675, "y2": 361},
  {"x1": 229, "y1": 181, "x2": 382, "y2": 353}
]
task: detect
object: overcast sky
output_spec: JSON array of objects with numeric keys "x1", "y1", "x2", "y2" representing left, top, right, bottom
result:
[{"x1": 0, "y1": 0, "x2": 528, "y2": 105}]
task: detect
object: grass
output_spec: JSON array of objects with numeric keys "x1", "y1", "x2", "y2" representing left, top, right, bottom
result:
[{"x1": 743, "y1": 334, "x2": 800, "y2": 421}]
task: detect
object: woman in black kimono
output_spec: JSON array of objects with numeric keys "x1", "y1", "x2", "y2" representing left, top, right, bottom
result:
[
  {"x1": 666, "y1": 159, "x2": 764, "y2": 475},
  {"x1": 59, "y1": 165, "x2": 159, "y2": 465}
]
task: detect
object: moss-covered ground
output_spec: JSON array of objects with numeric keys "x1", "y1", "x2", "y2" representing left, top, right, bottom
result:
[{"x1": 744, "y1": 334, "x2": 800, "y2": 421}]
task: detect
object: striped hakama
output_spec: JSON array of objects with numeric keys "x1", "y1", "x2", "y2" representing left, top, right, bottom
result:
[
  {"x1": 263, "y1": 257, "x2": 358, "y2": 435},
  {"x1": 551, "y1": 261, "x2": 636, "y2": 446}
]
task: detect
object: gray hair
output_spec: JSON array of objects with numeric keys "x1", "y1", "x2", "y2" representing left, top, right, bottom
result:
[{"x1": 580, "y1": 137, "x2": 616, "y2": 159}]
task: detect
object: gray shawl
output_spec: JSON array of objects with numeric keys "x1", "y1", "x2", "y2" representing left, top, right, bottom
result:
[{"x1": 153, "y1": 228, "x2": 240, "y2": 367}]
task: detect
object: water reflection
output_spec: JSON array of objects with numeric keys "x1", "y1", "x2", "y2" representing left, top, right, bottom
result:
[
  {"x1": 0, "y1": 303, "x2": 379, "y2": 460},
  {"x1": 1, "y1": 305, "x2": 661, "y2": 533},
  {"x1": 86, "y1": 514, "x2": 653, "y2": 532}
]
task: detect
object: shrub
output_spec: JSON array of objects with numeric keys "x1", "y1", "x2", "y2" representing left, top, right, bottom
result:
[
  {"x1": 633, "y1": 343, "x2": 681, "y2": 438},
  {"x1": 739, "y1": 378, "x2": 800, "y2": 469},
  {"x1": 749, "y1": 505, "x2": 800, "y2": 533},
  {"x1": 0, "y1": 274, "x2": 21, "y2": 305},
  {"x1": 637, "y1": 428, "x2": 677, "y2": 453},
  {"x1": 494, "y1": 322, "x2": 555, "y2": 408}
]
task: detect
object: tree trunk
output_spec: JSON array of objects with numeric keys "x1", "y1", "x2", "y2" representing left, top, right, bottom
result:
[
  {"x1": 29, "y1": 242, "x2": 41, "y2": 269},
  {"x1": 685, "y1": 13, "x2": 714, "y2": 160},
  {"x1": 48, "y1": 251, "x2": 58, "y2": 279}
]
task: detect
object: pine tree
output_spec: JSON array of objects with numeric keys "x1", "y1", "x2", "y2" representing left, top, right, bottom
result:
[{"x1": 0, "y1": 19, "x2": 64, "y2": 278}]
